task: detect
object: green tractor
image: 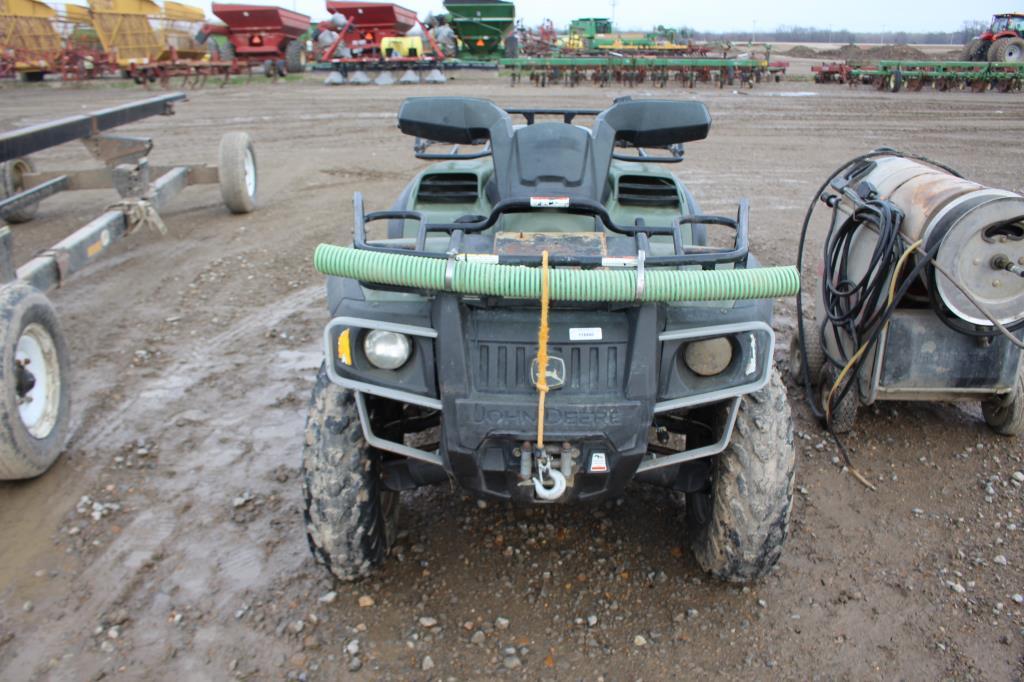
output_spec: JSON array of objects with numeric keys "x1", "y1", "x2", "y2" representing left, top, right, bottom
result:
[{"x1": 962, "y1": 12, "x2": 1024, "y2": 62}]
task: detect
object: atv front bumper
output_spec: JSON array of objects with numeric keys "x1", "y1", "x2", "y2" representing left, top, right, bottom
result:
[{"x1": 324, "y1": 294, "x2": 775, "y2": 502}]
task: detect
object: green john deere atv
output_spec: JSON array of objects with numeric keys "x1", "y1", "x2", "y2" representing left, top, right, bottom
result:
[{"x1": 303, "y1": 96, "x2": 800, "y2": 583}]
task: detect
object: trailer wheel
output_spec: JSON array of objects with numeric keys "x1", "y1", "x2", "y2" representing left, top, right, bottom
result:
[
  {"x1": 819, "y1": 364, "x2": 857, "y2": 434},
  {"x1": 303, "y1": 364, "x2": 399, "y2": 581},
  {"x1": 686, "y1": 369, "x2": 795, "y2": 582},
  {"x1": 788, "y1": 324, "x2": 824, "y2": 384},
  {"x1": 0, "y1": 284, "x2": 71, "y2": 480},
  {"x1": 285, "y1": 40, "x2": 306, "y2": 73},
  {"x1": 218, "y1": 132, "x2": 257, "y2": 214},
  {"x1": 1, "y1": 158, "x2": 40, "y2": 224},
  {"x1": 887, "y1": 69, "x2": 902, "y2": 93},
  {"x1": 982, "y1": 364, "x2": 1024, "y2": 437}
]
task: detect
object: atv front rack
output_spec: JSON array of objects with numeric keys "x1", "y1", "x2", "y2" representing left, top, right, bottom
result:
[{"x1": 352, "y1": 192, "x2": 751, "y2": 270}]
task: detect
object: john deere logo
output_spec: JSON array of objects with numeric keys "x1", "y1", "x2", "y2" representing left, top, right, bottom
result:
[{"x1": 530, "y1": 356, "x2": 566, "y2": 390}]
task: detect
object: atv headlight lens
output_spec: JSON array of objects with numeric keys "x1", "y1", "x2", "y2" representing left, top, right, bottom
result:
[
  {"x1": 363, "y1": 330, "x2": 412, "y2": 370},
  {"x1": 683, "y1": 337, "x2": 733, "y2": 377}
]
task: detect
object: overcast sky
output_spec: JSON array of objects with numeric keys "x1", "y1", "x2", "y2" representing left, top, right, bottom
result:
[{"x1": 201, "y1": 0, "x2": 998, "y2": 33}]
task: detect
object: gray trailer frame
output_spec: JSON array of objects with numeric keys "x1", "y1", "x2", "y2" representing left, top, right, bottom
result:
[{"x1": 0, "y1": 92, "x2": 258, "y2": 480}]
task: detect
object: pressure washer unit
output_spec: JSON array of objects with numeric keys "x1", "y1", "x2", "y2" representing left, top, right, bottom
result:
[{"x1": 792, "y1": 150, "x2": 1024, "y2": 435}]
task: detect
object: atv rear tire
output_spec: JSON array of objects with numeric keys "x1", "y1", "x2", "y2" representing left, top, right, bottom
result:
[
  {"x1": 0, "y1": 284, "x2": 71, "y2": 480},
  {"x1": 989, "y1": 37, "x2": 1024, "y2": 62},
  {"x1": 982, "y1": 363, "x2": 1024, "y2": 436},
  {"x1": 285, "y1": 40, "x2": 306, "y2": 73},
  {"x1": 1, "y1": 158, "x2": 40, "y2": 224},
  {"x1": 686, "y1": 369, "x2": 795, "y2": 582},
  {"x1": 303, "y1": 364, "x2": 399, "y2": 581}
]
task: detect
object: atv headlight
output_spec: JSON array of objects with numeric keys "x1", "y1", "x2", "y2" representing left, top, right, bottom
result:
[
  {"x1": 363, "y1": 330, "x2": 412, "y2": 370},
  {"x1": 683, "y1": 337, "x2": 733, "y2": 377}
]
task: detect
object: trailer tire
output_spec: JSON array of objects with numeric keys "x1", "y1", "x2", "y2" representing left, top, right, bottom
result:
[
  {"x1": 285, "y1": 40, "x2": 306, "y2": 73},
  {"x1": 0, "y1": 284, "x2": 71, "y2": 480},
  {"x1": 788, "y1": 324, "x2": 824, "y2": 384},
  {"x1": 819, "y1": 364, "x2": 857, "y2": 434},
  {"x1": 982, "y1": 364, "x2": 1024, "y2": 436},
  {"x1": 303, "y1": 364, "x2": 398, "y2": 581},
  {"x1": 685, "y1": 369, "x2": 795, "y2": 582},
  {"x1": 887, "y1": 69, "x2": 902, "y2": 93},
  {"x1": 1, "y1": 158, "x2": 40, "y2": 224},
  {"x1": 218, "y1": 131, "x2": 257, "y2": 214}
]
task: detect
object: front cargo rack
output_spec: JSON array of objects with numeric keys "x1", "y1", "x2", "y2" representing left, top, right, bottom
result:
[{"x1": 352, "y1": 192, "x2": 750, "y2": 270}]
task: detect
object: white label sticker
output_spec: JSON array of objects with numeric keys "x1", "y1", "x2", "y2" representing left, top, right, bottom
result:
[
  {"x1": 457, "y1": 253, "x2": 500, "y2": 264},
  {"x1": 600, "y1": 257, "x2": 638, "y2": 268},
  {"x1": 569, "y1": 327, "x2": 603, "y2": 342},
  {"x1": 530, "y1": 196, "x2": 571, "y2": 208},
  {"x1": 590, "y1": 452, "x2": 608, "y2": 473}
]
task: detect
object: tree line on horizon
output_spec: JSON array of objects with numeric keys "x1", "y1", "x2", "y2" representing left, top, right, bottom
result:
[{"x1": 624, "y1": 20, "x2": 991, "y2": 45}]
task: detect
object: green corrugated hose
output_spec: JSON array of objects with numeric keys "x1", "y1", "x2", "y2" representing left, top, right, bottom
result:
[{"x1": 314, "y1": 244, "x2": 800, "y2": 302}]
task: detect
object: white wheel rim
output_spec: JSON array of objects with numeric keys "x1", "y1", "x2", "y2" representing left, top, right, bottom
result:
[
  {"x1": 243, "y1": 149, "x2": 256, "y2": 198},
  {"x1": 16, "y1": 323, "x2": 61, "y2": 439}
]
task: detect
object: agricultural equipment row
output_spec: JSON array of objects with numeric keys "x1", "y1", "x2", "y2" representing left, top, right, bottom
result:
[
  {"x1": 812, "y1": 60, "x2": 1024, "y2": 93},
  {"x1": 501, "y1": 56, "x2": 787, "y2": 88},
  {"x1": 0, "y1": 93, "x2": 259, "y2": 480}
]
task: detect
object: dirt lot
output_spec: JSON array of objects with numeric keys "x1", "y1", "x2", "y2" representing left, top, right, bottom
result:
[{"x1": 0, "y1": 73, "x2": 1022, "y2": 681}]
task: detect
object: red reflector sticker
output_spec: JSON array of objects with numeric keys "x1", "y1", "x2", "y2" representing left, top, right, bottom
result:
[{"x1": 530, "y1": 196, "x2": 570, "y2": 208}]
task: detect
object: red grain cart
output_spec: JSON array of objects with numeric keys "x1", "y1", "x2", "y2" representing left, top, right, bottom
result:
[
  {"x1": 317, "y1": 2, "x2": 439, "y2": 60},
  {"x1": 202, "y1": 3, "x2": 310, "y2": 74}
]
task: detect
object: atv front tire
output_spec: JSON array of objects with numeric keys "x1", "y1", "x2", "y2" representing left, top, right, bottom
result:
[
  {"x1": 686, "y1": 368, "x2": 795, "y2": 582},
  {"x1": 303, "y1": 364, "x2": 398, "y2": 581}
]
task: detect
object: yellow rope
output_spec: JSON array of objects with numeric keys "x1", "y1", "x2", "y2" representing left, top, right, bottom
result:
[{"x1": 536, "y1": 250, "x2": 551, "y2": 448}]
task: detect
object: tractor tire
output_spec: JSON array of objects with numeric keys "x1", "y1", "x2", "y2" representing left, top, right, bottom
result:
[
  {"x1": 991, "y1": 37, "x2": 1024, "y2": 62},
  {"x1": 302, "y1": 364, "x2": 399, "y2": 581},
  {"x1": 819, "y1": 364, "x2": 858, "y2": 434},
  {"x1": 0, "y1": 284, "x2": 71, "y2": 480},
  {"x1": 218, "y1": 131, "x2": 257, "y2": 214},
  {"x1": 961, "y1": 38, "x2": 988, "y2": 61},
  {"x1": 1, "y1": 158, "x2": 40, "y2": 224},
  {"x1": 982, "y1": 363, "x2": 1024, "y2": 436},
  {"x1": 685, "y1": 369, "x2": 795, "y2": 582},
  {"x1": 285, "y1": 40, "x2": 306, "y2": 73},
  {"x1": 788, "y1": 323, "x2": 824, "y2": 385}
]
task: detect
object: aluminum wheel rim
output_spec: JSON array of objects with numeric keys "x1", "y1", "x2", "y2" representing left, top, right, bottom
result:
[
  {"x1": 16, "y1": 323, "x2": 61, "y2": 439},
  {"x1": 243, "y1": 149, "x2": 256, "y2": 198}
]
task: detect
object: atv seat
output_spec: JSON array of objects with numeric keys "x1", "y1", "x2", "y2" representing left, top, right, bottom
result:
[{"x1": 397, "y1": 97, "x2": 711, "y2": 205}]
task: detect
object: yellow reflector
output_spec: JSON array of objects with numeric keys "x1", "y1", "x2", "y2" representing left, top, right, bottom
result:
[{"x1": 337, "y1": 328, "x2": 352, "y2": 366}]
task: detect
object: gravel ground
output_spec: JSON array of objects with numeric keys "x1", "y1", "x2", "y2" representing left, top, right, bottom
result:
[{"x1": 0, "y1": 72, "x2": 1022, "y2": 681}]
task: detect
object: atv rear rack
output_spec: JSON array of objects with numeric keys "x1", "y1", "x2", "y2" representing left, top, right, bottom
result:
[{"x1": 352, "y1": 192, "x2": 750, "y2": 270}]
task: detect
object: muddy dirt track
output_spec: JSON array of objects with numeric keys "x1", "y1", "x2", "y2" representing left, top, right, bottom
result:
[{"x1": 1, "y1": 74, "x2": 1023, "y2": 681}]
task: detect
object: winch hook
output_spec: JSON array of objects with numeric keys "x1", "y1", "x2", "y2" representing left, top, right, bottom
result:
[{"x1": 533, "y1": 459, "x2": 566, "y2": 501}]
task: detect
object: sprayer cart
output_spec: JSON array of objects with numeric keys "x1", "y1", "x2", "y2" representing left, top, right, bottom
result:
[{"x1": 791, "y1": 152, "x2": 1024, "y2": 435}]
